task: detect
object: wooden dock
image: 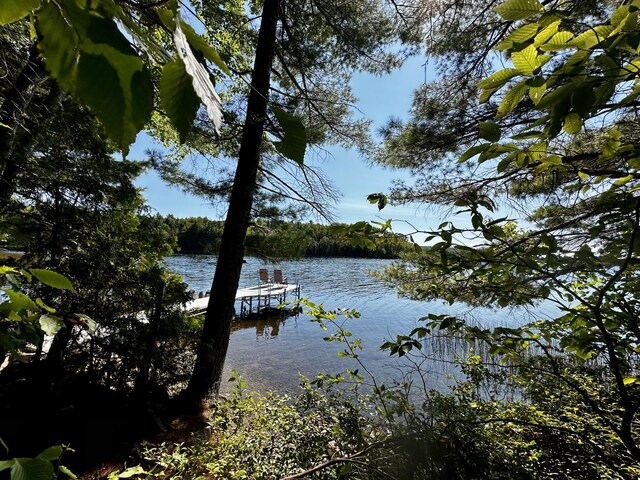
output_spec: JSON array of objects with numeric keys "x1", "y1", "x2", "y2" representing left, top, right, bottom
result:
[{"x1": 185, "y1": 283, "x2": 301, "y2": 318}]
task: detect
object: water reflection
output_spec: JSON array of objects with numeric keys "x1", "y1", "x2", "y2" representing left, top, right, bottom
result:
[
  {"x1": 231, "y1": 316, "x2": 284, "y2": 337},
  {"x1": 230, "y1": 308, "x2": 301, "y2": 338}
]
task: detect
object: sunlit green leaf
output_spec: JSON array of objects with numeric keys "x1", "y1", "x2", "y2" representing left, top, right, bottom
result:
[
  {"x1": 477, "y1": 68, "x2": 520, "y2": 89},
  {"x1": 39, "y1": 315, "x2": 64, "y2": 336},
  {"x1": 36, "y1": 298, "x2": 55, "y2": 313},
  {"x1": 0, "y1": 0, "x2": 40, "y2": 25},
  {"x1": 495, "y1": 23, "x2": 539, "y2": 49},
  {"x1": 539, "y1": 30, "x2": 573, "y2": 51},
  {"x1": 529, "y1": 82, "x2": 547, "y2": 104},
  {"x1": 512, "y1": 44, "x2": 538, "y2": 75},
  {"x1": 6, "y1": 290, "x2": 38, "y2": 312},
  {"x1": 613, "y1": 175, "x2": 634, "y2": 187},
  {"x1": 568, "y1": 25, "x2": 614, "y2": 49},
  {"x1": 179, "y1": 21, "x2": 230, "y2": 75},
  {"x1": 30, "y1": 269, "x2": 75, "y2": 292},
  {"x1": 497, "y1": 80, "x2": 528, "y2": 119},
  {"x1": 563, "y1": 112, "x2": 583, "y2": 134},
  {"x1": 173, "y1": 19, "x2": 223, "y2": 136},
  {"x1": 494, "y1": 0, "x2": 543, "y2": 21},
  {"x1": 533, "y1": 21, "x2": 559, "y2": 46},
  {"x1": 611, "y1": 5, "x2": 630, "y2": 27},
  {"x1": 59, "y1": 465, "x2": 78, "y2": 479}
]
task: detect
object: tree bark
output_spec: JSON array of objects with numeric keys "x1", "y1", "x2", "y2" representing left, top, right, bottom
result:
[
  {"x1": 0, "y1": 43, "x2": 46, "y2": 201},
  {"x1": 134, "y1": 274, "x2": 165, "y2": 397},
  {"x1": 182, "y1": 0, "x2": 281, "y2": 402}
]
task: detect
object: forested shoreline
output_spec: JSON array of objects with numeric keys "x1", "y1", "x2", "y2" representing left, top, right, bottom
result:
[{"x1": 152, "y1": 215, "x2": 412, "y2": 259}]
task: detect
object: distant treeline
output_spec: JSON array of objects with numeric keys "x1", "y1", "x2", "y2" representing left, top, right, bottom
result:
[{"x1": 148, "y1": 215, "x2": 411, "y2": 260}]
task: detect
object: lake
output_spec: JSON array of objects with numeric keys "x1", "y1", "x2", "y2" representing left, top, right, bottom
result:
[{"x1": 166, "y1": 255, "x2": 550, "y2": 394}]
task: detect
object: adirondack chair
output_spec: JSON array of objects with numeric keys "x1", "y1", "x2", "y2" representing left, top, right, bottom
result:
[
  {"x1": 259, "y1": 268, "x2": 271, "y2": 284},
  {"x1": 273, "y1": 268, "x2": 287, "y2": 284}
]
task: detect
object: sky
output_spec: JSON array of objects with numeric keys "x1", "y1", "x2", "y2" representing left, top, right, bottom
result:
[{"x1": 131, "y1": 53, "x2": 441, "y2": 237}]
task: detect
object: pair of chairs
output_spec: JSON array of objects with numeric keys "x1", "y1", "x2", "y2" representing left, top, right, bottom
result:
[{"x1": 259, "y1": 268, "x2": 287, "y2": 285}]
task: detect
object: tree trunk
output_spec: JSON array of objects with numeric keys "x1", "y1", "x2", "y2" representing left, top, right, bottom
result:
[
  {"x1": 133, "y1": 275, "x2": 165, "y2": 397},
  {"x1": 181, "y1": 0, "x2": 281, "y2": 402},
  {"x1": 0, "y1": 43, "x2": 46, "y2": 201}
]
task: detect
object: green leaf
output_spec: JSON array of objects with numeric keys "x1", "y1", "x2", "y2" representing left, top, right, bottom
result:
[
  {"x1": 496, "y1": 23, "x2": 539, "y2": 49},
  {"x1": 6, "y1": 290, "x2": 38, "y2": 312},
  {"x1": 179, "y1": 21, "x2": 230, "y2": 75},
  {"x1": 367, "y1": 193, "x2": 388, "y2": 210},
  {"x1": 37, "y1": 446, "x2": 62, "y2": 462},
  {"x1": 563, "y1": 112, "x2": 583, "y2": 134},
  {"x1": 39, "y1": 315, "x2": 64, "y2": 336},
  {"x1": 36, "y1": 298, "x2": 56, "y2": 314},
  {"x1": 529, "y1": 82, "x2": 547, "y2": 105},
  {"x1": 497, "y1": 152, "x2": 517, "y2": 171},
  {"x1": 30, "y1": 269, "x2": 75, "y2": 292},
  {"x1": 625, "y1": 57, "x2": 640, "y2": 74},
  {"x1": 611, "y1": 5, "x2": 630, "y2": 27},
  {"x1": 512, "y1": 44, "x2": 538, "y2": 75},
  {"x1": 571, "y1": 86, "x2": 596, "y2": 117},
  {"x1": 623, "y1": 377, "x2": 637, "y2": 386},
  {"x1": 458, "y1": 143, "x2": 491, "y2": 163},
  {"x1": 494, "y1": 0, "x2": 543, "y2": 21},
  {"x1": 497, "y1": 80, "x2": 528, "y2": 119},
  {"x1": 160, "y1": 59, "x2": 200, "y2": 144},
  {"x1": 174, "y1": 19, "x2": 223, "y2": 136},
  {"x1": 75, "y1": 52, "x2": 152, "y2": 158},
  {"x1": 614, "y1": 174, "x2": 634, "y2": 187},
  {"x1": 115, "y1": 465, "x2": 148, "y2": 478},
  {"x1": 536, "y1": 83, "x2": 573, "y2": 110},
  {"x1": 272, "y1": 107, "x2": 307, "y2": 165},
  {"x1": 59, "y1": 465, "x2": 78, "y2": 479},
  {"x1": 477, "y1": 68, "x2": 520, "y2": 89},
  {"x1": 0, "y1": 0, "x2": 40, "y2": 25},
  {"x1": 37, "y1": 2, "x2": 154, "y2": 154},
  {"x1": 533, "y1": 21, "x2": 559, "y2": 46},
  {"x1": 0, "y1": 459, "x2": 14, "y2": 472},
  {"x1": 480, "y1": 86, "x2": 501, "y2": 104},
  {"x1": 10, "y1": 457, "x2": 53, "y2": 480},
  {"x1": 36, "y1": 2, "x2": 79, "y2": 90},
  {"x1": 479, "y1": 122, "x2": 502, "y2": 141},
  {"x1": 568, "y1": 25, "x2": 614, "y2": 49},
  {"x1": 539, "y1": 31, "x2": 574, "y2": 51}
]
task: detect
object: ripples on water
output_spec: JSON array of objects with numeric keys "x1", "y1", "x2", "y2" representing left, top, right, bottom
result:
[{"x1": 166, "y1": 255, "x2": 555, "y2": 394}]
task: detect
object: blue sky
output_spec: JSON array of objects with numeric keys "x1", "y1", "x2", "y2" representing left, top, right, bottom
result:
[{"x1": 132, "y1": 54, "x2": 440, "y2": 236}]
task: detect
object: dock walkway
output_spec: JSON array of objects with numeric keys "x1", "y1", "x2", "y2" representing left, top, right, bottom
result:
[{"x1": 186, "y1": 283, "x2": 301, "y2": 318}]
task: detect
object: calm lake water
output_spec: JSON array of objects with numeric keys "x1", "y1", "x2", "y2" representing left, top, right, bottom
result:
[{"x1": 166, "y1": 255, "x2": 552, "y2": 394}]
